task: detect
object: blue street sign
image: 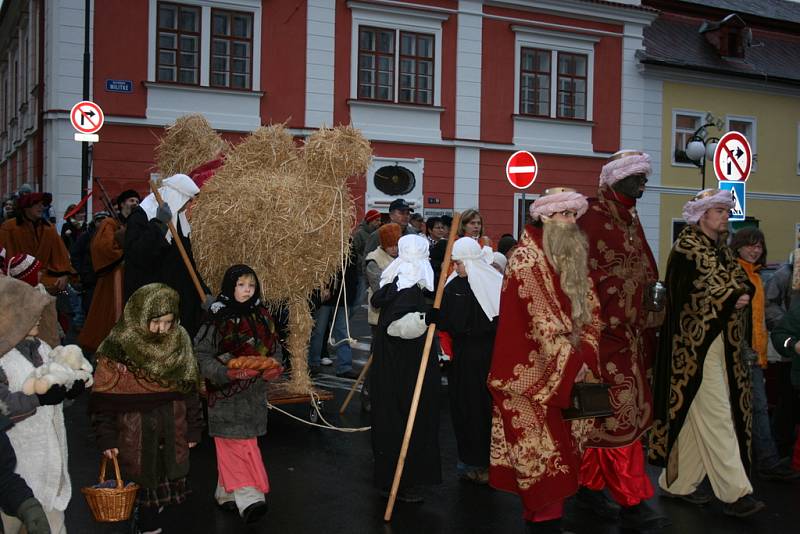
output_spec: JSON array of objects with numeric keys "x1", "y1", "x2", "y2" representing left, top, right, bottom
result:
[
  {"x1": 105, "y1": 79, "x2": 133, "y2": 93},
  {"x1": 718, "y1": 181, "x2": 745, "y2": 222}
]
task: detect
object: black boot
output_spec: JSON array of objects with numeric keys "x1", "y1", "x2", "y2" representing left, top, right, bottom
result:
[
  {"x1": 619, "y1": 500, "x2": 672, "y2": 532},
  {"x1": 574, "y1": 486, "x2": 620, "y2": 520}
]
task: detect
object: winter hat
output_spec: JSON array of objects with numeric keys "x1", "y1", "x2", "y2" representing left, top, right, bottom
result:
[
  {"x1": 6, "y1": 253, "x2": 42, "y2": 287},
  {"x1": 116, "y1": 189, "x2": 141, "y2": 207},
  {"x1": 17, "y1": 191, "x2": 53, "y2": 209},
  {"x1": 365, "y1": 209, "x2": 381, "y2": 223},
  {"x1": 529, "y1": 188, "x2": 588, "y2": 221},
  {"x1": 378, "y1": 223, "x2": 402, "y2": 249},
  {"x1": 599, "y1": 150, "x2": 651, "y2": 187},
  {"x1": 681, "y1": 188, "x2": 734, "y2": 225},
  {"x1": 0, "y1": 277, "x2": 53, "y2": 355}
]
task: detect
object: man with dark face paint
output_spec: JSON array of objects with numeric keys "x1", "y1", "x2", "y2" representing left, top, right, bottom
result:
[{"x1": 575, "y1": 151, "x2": 669, "y2": 532}]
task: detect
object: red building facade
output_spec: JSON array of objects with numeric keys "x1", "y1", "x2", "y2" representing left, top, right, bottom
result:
[{"x1": 1, "y1": 0, "x2": 658, "y2": 240}]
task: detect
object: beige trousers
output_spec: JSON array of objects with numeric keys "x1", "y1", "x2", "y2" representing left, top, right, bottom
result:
[
  {"x1": 1, "y1": 509, "x2": 66, "y2": 534},
  {"x1": 658, "y1": 334, "x2": 753, "y2": 503}
]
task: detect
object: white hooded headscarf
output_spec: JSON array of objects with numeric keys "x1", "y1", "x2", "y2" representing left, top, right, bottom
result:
[
  {"x1": 446, "y1": 237, "x2": 503, "y2": 320},
  {"x1": 139, "y1": 173, "x2": 200, "y2": 243},
  {"x1": 380, "y1": 234, "x2": 434, "y2": 291}
]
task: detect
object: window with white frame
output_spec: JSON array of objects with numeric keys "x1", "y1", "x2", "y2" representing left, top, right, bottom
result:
[
  {"x1": 349, "y1": 1, "x2": 446, "y2": 108},
  {"x1": 514, "y1": 27, "x2": 596, "y2": 122},
  {"x1": 156, "y1": 2, "x2": 201, "y2": 85},
  {"x1": 148, "y1": 0, "x2": 261, "y2": 91},
  {"x1": 210, "y1": 9, "x2": 254, "y2": 90},
  {"x1": 672, "y1": 110, "x2": 704, "y2": 165},
  {"x1": 357, "y1": 27, "x2": 434, "y2": 105},
  {"x1": 726, "y1": 115, "x2": 757, "y2": 170}
]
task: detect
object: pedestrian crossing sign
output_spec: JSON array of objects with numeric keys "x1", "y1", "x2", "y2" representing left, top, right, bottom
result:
[{"x1": 718, "y1": 181, "x2": 745, "y2": 222}]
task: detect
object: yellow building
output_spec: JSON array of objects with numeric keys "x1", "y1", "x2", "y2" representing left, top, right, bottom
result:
[{"x1": 639, "y1": 1, "x2": 800, "y2": 272}]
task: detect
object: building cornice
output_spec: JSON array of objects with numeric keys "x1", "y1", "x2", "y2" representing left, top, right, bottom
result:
[
  {"x1": 638, "y1": 61, "x2": 800, "y2": 98},
  {"x1": 487, "y1": 0, "x2": 658, "y2": 26},
  {"x1": 649, "y1": 184, "x2": 800, "y2": 202}
]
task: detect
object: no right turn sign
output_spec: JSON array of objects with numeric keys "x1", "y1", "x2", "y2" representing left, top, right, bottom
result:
[{"x1": 713, "y1": 131, "x2": 752, "y2": 182}]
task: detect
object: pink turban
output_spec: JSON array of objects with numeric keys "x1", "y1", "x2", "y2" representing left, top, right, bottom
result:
[
  {"x1": 599, "y1": 150, "x2": 652, "y2": 187},
  {"x1": 529, "y1": 189, "x2": 588, "y2": 221},
  {"x1": 681, "y1": 189, "x2": 734, "y2": 224}
]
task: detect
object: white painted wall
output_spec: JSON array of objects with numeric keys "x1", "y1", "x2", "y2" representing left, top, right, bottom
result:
[
  {"x1": 455, "y1": 0, "x2": 482, "y2": 140},
  {"x1": 305, "y1": 0, "x2": 335, "y2": 127}
]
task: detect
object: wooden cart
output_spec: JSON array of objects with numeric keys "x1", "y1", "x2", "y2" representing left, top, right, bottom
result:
[{"x1": 267, "y1": 379, "x2": 334, "y2": 423}]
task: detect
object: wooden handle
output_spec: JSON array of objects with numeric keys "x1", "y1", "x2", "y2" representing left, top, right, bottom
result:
[
  {"x1": 99, "y1": 453, "x2": 125, "y2": 489},
  {"x1": 149, "y1": 180, "x2": 206, "y2": 302},
  {"x1": 383, "y1": 212, "x2": 461, "y2": 522},
  {"x1": 339, "y1": 354, "x2": 373, "y2": 414}
]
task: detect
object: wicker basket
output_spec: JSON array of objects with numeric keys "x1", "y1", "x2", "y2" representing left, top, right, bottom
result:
[{"x1": 81, "y1": 454, "x2": 139, "y2": 522}]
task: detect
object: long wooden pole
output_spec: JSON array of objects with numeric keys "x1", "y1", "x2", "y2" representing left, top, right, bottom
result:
[
  {"x1": 339, "y1": 354, "x2": 373, "y2": 414},
  {"x1": 383, "y1": 212, "x2": 461, "y2": 522},
  {"x1": 149, "y1": 180, "x2": 206, "y2": 301}
]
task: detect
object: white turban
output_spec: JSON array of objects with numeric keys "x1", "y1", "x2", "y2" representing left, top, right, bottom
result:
[
  {"x1": 445, "y1": 237, "x2": 503, "y2": 320},
  {"x1": 681, "y1": 189, "x2": 734, "y2": 225},
  {"x1": 380, "y1": 234, "x2": 434, "y2": 291},
  {"x1": 599, "y1": 150, "x2": 652, "y2": 187},
  {"x1": 140, "y1": 173, "x2": 200, "y2": 242}
]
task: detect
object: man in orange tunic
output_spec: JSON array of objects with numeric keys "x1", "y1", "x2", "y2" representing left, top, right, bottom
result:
[
  {"x1": 488, "y1": 188, "x2": 602, "y2": 534},
  {"x1": 0, "y1": 193, "x2": 73, "y2": 292},
  {"x1": 78, "y1": 190, "x2": 141, "y2": 352}
]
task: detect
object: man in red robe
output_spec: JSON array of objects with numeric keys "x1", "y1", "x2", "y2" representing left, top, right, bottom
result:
[
  {"x1": 489, "y1": 188, "x2": 602, "y2": 534},
  {"x1": 576, "y1": 150, "x2": 669, "y2": 531}
]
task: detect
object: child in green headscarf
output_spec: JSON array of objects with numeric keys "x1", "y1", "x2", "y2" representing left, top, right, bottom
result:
[{"x1": 89, "y1": 283, "x2": 204, "y2": 534}]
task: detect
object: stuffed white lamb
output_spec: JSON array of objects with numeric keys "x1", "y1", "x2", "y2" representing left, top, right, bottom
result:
[{"x1": 21, "y1": 344, "x2": 94, "y2": 395}]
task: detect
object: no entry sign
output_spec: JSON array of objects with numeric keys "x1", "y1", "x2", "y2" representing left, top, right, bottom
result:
[
  {"x1": 713, "y1": 131, "x2": 751, "y2": 182},
  {"x1": 70, "y1": 101, "x2": 104, "y2": 135},
  {"x1": 506, "y1": 150, "x2": 538, "y2": 190}
]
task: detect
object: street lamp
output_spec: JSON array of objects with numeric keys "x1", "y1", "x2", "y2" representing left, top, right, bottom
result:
[{"x1": 684, "y1": 114, "x2": 722, "y2": 189}]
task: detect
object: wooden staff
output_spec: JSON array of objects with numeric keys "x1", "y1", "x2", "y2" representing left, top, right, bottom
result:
[
  {"x1": 339, "y1": 354, "x2": 373, "y2": 414},
  {"x1": 384, "y1": 212, "x2": 461, "y2": 522},
  {"x1": 149, "y1": 179, "x2": 206, "y2": 301}
]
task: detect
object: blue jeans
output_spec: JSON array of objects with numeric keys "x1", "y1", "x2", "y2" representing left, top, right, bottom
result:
[
  {"x1": 751, "y1": 365, "x2": 781, "y2": 469},
  {"x1": 308, "y1": 305, "x2": 353, "y2": 374}
]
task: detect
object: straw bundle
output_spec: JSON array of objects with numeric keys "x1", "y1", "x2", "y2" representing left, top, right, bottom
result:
[
  {"x1": 191, "y1": 123, "x2": 372, "y2": 393},
  {"x1": 222, "y1": 124, "x2": 297, "y2": 176},
  {"x1": 155, "y1": 114, "x2": 227, "y2": 177},
  {"x1": 303, "y1": 125, "x2": 373, "y2": 183}
]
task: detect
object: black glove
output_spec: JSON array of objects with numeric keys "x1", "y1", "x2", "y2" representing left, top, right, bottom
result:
[
  {"x1": 65, "y1": 379, "x2": 86, "y2": 399},
  {"x1": 36, "y1": 384, "x2": 67, "y2": 406},
  {"x1": 156, "y1": 202, "x2": 172, "y2": 224},
  {"x1": 17, "y1": 498, "x2": 50, "y2": 534},
  {"x1": 425, "y1": 308, "x2": 439, "y2": 326}
]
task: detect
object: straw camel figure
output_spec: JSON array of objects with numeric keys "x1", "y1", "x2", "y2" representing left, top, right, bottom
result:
[{"x1": 155, "y1": 115, "x2": 372, "y2": 394}]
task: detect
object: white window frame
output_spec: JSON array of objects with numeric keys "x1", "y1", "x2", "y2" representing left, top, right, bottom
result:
[
  {"x1": 147, "y1": 0, "x2": 262, "y2": 91},
  {"x1": 671, "y1": 109, "x2": 705, "y2": 167},
  {"x1": 513, "y1": 26, "x2": 597, "y2": 122},
  {"x1": 348, "y1": 1, "x2": 446, "y2": 107},
  {"x1": 725, "y1": 115, "x2": 757, "y2": 172}
]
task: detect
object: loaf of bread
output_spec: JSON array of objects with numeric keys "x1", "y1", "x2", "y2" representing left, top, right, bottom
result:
[{"x1": 227, "y1": 356, "x2": 280, "y2": 371}]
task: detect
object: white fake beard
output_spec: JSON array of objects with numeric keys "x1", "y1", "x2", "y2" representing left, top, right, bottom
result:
[{"x1": 542, "y1": 220, "x2": 592, "y2": 332}]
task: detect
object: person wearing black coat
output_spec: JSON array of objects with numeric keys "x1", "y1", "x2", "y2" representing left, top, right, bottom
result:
[{"x1": 123, "y1": 205, "x2": 208, "y2": 338}]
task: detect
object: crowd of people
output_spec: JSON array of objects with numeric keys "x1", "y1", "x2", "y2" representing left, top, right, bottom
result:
[{"x1": 0, "y1": 147, "x2": 800, "y2": 534}]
